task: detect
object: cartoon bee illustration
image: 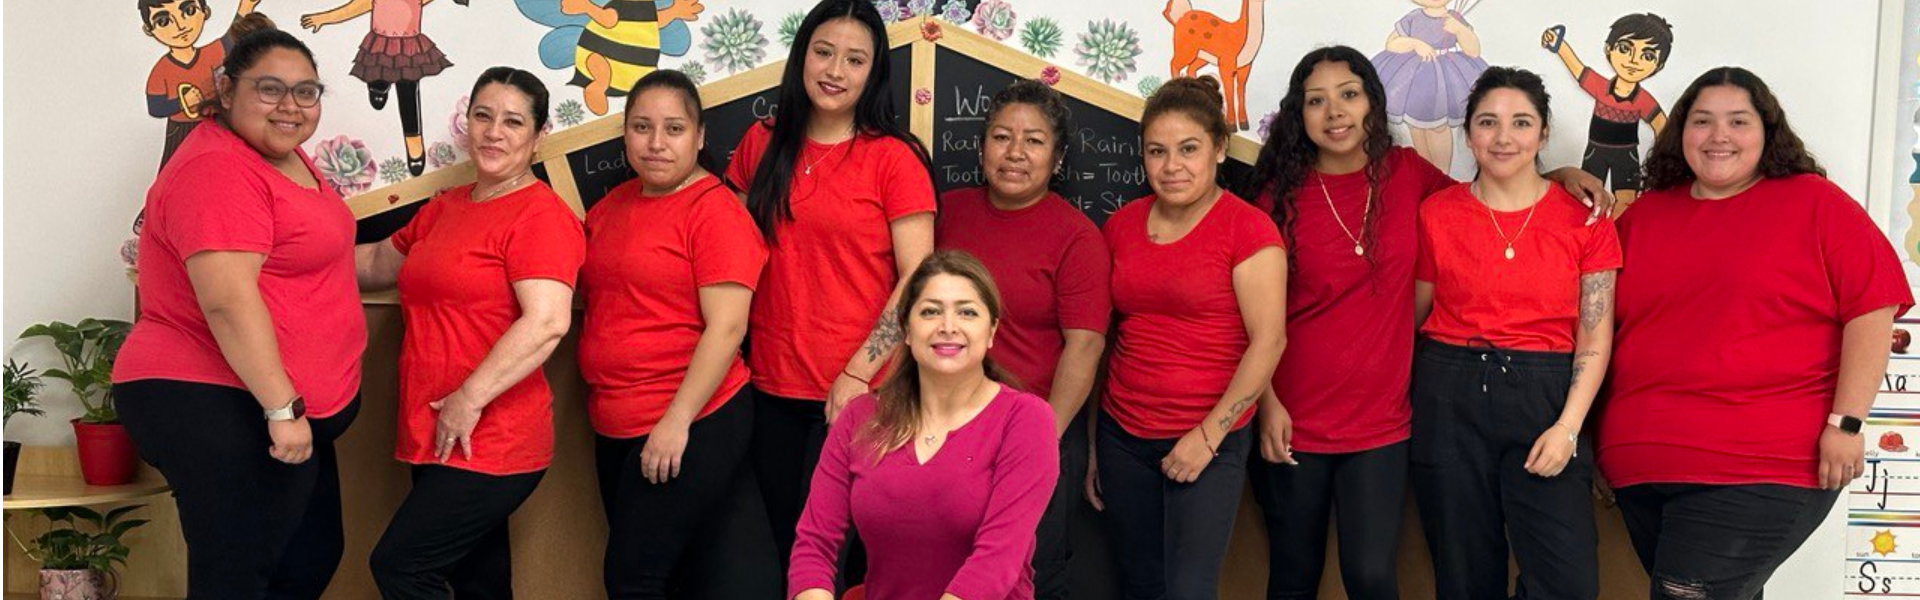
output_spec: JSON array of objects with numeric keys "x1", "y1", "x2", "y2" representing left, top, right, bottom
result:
[{"x1": 515, "y1": 0, "x2": 704, "y2": 115}]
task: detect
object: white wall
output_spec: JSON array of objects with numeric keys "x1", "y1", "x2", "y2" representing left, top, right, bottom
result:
[{"x1": 2, "y1": 0, "x2": 1898, "y2": 596}]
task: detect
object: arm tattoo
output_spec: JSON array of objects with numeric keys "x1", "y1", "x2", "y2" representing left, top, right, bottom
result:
[
  {"x1": 863, "y1": 308, "x2": 902, "y2": 362},
  {"x1": 1218, "y1": 394, "x2": 1257, "y2": 432},
  {"x1": 1570, "y1": 350, "x2": 1602, "y2": 386},
  {"x1": 1578, "y1": 272, "x2": 1615, "y2": 334}
]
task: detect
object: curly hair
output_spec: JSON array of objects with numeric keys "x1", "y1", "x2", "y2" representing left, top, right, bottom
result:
[
  {"x1": 1642, "y1": 66, "x2": 1824, "y2": 192},
  {"x1": 1236, "y1": 46, "x2": 1393, "y2": 268}
]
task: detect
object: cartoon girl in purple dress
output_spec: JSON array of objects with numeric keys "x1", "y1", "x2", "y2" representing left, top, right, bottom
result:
[
  {"x1": 1371, "y1": 0, "x2": 1485, "y2": 172},
  {"x1": 303, "y1": 0, "x2": 459, "y2": 177}
]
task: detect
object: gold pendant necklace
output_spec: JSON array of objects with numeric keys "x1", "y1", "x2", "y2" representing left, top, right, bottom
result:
[
  {"x1": 1473, "y1": 180, "x2": 1538, "y2": 261},
  {"x1": 1317, "y1": 174, "x2": 1369, "y2": 257}
]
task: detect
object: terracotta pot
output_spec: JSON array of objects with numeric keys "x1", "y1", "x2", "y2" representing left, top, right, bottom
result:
[
  {"x1": 39, "y1": 568, "x2": 114, "y2": 600},
  {"x1": 70, "y1": 420, "x2": 137, "y2": 486}
]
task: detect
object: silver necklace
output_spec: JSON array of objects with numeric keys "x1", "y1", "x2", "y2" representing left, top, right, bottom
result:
[
  {"x1": 1316, "y1": 174, "x2": 1369, "y2": 257},
  {"x1": 478, "y1": 171, "x2": 531, "y2": 202},
  {"x1": 803, "y1": 131, "x2": 855, "y2": 175},
  {"x1": 1473, "y1": 180, "x2": 1538, "y2": 261}
]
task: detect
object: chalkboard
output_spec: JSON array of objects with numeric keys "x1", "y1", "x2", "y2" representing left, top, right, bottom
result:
[
  {"x1": 929, "y1": 48, "x2": 1253, "y2": 228},
  {"x1": 355, "y1": 44, "x2": 912, "y2": 239}
]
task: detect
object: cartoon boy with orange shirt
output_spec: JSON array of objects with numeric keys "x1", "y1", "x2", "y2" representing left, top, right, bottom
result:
[{"x1": 141, "y1": 0, "x2": 261, "y2": 168}]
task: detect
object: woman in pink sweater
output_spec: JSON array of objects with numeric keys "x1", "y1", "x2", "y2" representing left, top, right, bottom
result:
[{"x1": 789, "y1": 250, "x2": 1060, "y2": 600}]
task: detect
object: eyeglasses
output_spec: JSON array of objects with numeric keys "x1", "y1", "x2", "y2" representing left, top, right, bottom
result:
[{"x1": 238, "y1": 76, "x2": 324, "y2": 108}]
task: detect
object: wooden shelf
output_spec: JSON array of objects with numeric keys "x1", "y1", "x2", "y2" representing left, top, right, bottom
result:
[{"x1": 2, "y1": 475, "x2": 169, "y2": 511}]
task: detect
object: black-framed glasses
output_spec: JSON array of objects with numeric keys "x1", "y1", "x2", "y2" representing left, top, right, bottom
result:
[{"x1": 238, "y1": 76, "x2": 325, "y2": 108}]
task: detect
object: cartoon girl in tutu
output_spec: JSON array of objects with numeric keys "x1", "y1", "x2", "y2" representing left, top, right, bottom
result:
[
  {"x1": 303, "y1": 0, "x2": 459, "y2": 176},
  {"x1": 1371, "y1": 0, "x2": 1485, "y2": 172}
]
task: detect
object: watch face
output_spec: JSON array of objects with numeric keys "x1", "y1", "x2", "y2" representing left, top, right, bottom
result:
[
  {"x1": 291, "y1": 398, "x2": 306, "y2": 419},
  {"x1": 1842, "y1": 415, "x2": 1863, "y2": 434}
]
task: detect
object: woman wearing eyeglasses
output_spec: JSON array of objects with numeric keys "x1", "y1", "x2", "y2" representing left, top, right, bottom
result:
[{"x1": 113, "y1": 25, "x2": 365, "y2": 600}]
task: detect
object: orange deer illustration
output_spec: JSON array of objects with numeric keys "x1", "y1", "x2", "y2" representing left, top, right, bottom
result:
[{"x1": 1165, "y1": 0, "x2": 1267, "y2": 130}]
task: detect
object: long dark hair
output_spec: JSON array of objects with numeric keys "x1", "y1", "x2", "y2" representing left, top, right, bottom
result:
[
  {"x1": 1237, "y1": 46, "x2": 1393, "y2": 264},
  {"x1": 857, "y1": 250, "x2": 1017, "y2": 460},
  {"x1": 626, "y1": 69, "x2": 730, "y2": 190},
  {"x1": 745, "y1": 0, "x2": 932, "y2": 243},
  {"x1": 1642, "y1": 66, "x2": 1824, "y2": 191}
]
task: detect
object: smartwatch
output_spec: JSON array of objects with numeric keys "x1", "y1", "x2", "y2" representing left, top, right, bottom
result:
[
  {"x1": 1828, "y1": 413, "x2": 1863, "y2": 436},
  {"x1": 265, "y1": 396, "x2": 307, "y2": 422}
]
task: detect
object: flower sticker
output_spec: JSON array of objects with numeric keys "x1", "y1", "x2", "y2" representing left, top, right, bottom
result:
[
  {"x1": 915, "y1": 87, "x2": 933, "y2": 105},
  {"x1": 921, "y1": 20, "x2": 943, "y2": 42},
  {"x1": 448, "y1": 95, "x2": 471, "y2": 151},
  {"x1": 312, "y1": 135, "x2": 376, "y2": 196},
  {"x1": 972, "y1": 1, "x2": 1016, "y2": 41},
  {"x1": 1039, "y1": 65, "x2": 1061, "y2": 87},
  {"x1": 427, "y1": 141, "x2": 460, "y2": 169},
  {"x1": 379, "y1": 157, "x2": 411, "y2": 184},
  {"x1": 1021, "y1": 18, "x2": 1064, "y2": 58}
]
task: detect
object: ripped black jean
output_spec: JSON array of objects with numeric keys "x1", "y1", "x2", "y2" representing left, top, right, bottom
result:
[{"x1": 1614, "y1": 483, "x2": 1838, "y2": 600}]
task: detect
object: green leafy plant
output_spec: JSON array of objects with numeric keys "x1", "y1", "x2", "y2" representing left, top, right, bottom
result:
[
  {"x1": 5, "y1": 358, "x2": 46, "y2": 427},
  {"x1": 18, "y1": 319, "x2": 132, "y2": 424},
  {"x1": 23, "y1": 505, "x2": 148, "y2": 573}
]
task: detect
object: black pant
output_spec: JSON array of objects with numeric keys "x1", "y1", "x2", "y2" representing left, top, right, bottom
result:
[
  {"x1": 1097, "y1": 414, "x2": 1252, "y2": 600},
  {"x1": 1410, "y1": 339, "x2": 1598, "y2": 600},
  {"x1": 1034, "y1": 410, "x2": 1089, "y2": 600},
  {"x1": 595, "y1": 389, "x2": 782, "y2": 599},
  {"x1": 748, "y1": 389, "x2": 869, "y2": 587},
  {"x1": 1249, "y1": 441, "x2": 1408, "y2": 600},
  {"x1": 115, "y1": 379, "x2": 358, "y2": 600},
  {"x1": 369, "y1": 465, "x2": 545, "y2": 599},
  {"x1": 1615, "y1": 483, "x2": 1838, "y2": 600}
]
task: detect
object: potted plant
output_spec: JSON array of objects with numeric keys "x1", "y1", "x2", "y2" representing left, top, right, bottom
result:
[
  {"x1": 23, "y1": 505, "x2": 148, "y2": 600},
  {"x1": 5, "y1": 358, "x2": 47, "y2": 494},
  {"x1": 19, "y1": 319, "x2": 135, "y2": 485}
]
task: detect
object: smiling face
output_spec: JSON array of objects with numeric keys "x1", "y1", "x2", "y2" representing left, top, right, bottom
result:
[
  {"x1": 801, "y1": 18, "x2": 875, "y2": 123},
  {"x1": 1607, "y1": 37, "x2": 1664, "y2": 84},
  {"x1": 1301, "y1": 60, "x2": 1372, "y2": 165},
  {"x1": 624, "y1": 86, "x2": 705, "y2": 194},
  {"x1": 1465, "y1": 88, "x2": 1547, "y2": 182},
  {"x1": 1682, "y1": 85, "x2": 1765, "y2": 194},
  {"x1": 144, "y1": 0, "x2": 208, "y2": 51},
  {"x1": 981, "y1": 102, "x2": 1060, "y2": 206},
  {"x1": 219, "y1": 47, "x2": 321, "y2": 161},
  {"x1": 1143, "y1": 112, "x2": 1226, "y2": 207},
  {"x1": 906, "y1": 273, "x2": 998, "y2": 378},
  {"x1": 466, "y1": 82, "x2": 542, "y2": 180}
]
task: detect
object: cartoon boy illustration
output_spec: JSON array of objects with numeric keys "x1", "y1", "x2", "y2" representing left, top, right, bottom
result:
[
  {"x1": 142, "y1": 0, "x2": 262, "y2": 168},
  {"x1": 1542, "y1": 13, "x2": 1673, "y2": 214}
]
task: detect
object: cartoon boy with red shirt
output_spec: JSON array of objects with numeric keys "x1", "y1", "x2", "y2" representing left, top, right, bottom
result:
[
  {"x1": 141, "y1": 0, "x2": 260, "y2": 168},
  {"x1": 1542, "y1": 13, "x2": 1673, "y2": 215}
]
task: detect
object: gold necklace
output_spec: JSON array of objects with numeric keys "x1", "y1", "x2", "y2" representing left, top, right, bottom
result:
[
  {"x1": 1473, "y1": 180, "x2": 1538, "y2": 261},
  {"x1": 1316, "y1": 174, "x2": 1370, "y2": 257},
  {"x1": 478, "y1": 171, "x2": 531, "y2": 202}
]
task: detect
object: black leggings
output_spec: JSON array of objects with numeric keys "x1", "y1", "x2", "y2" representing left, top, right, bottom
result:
[
  {"x1": 369, "y1": 465, "x2": 545, "y2": 600},
  {"x1": 1033, "y1": 411, "x2": 1089, "y2": 600},
  {"x1": 748, "y1": 389, "x2": 867, "y2": 588},
  {"x1": 115, "y1": 379, "x2": 359, "y2": 600},
  {"x1": 1096, "y1": 414, "x2": 1252, "y2": 600},
  {"x1": 1248, "y1": 441, "x2": 1409, "y2": 600},
  {"x1": 595, "y1": 389, "x2": 782, "y2": 599}
]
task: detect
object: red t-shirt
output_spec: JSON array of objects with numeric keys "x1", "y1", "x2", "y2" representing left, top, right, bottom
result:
[
  {"x1": 1104, "y1": 192, "x2": 1283, "y2": 439},
  {"x1": 1579, "y1": 67, "x2": 1661, "y2": 146},
  {"x1": 1599, "y1": 175, "x2": 1913, "y2": 489},
  {"x1": 580, "y1": 175, "x2": 768, "y2": 438},
  {"x1": 391, "y1": 183, "x2": 586, "y2": 475},
  {"x1": 1416, "y1": 182, "x2": 1622, "y2": 352},
  {"x1": 935, "y1": 187, "x2": 1111, "y2": 400},
  {"x1": 115, "y1": 123, "x2": 365, "y2": 417},
  {"x1": 1251, "y1": 148, "x2": 1454, "y2": 453},
  {"x1": 724, "y1": 121, "x2": 937, "y2": 400}
]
